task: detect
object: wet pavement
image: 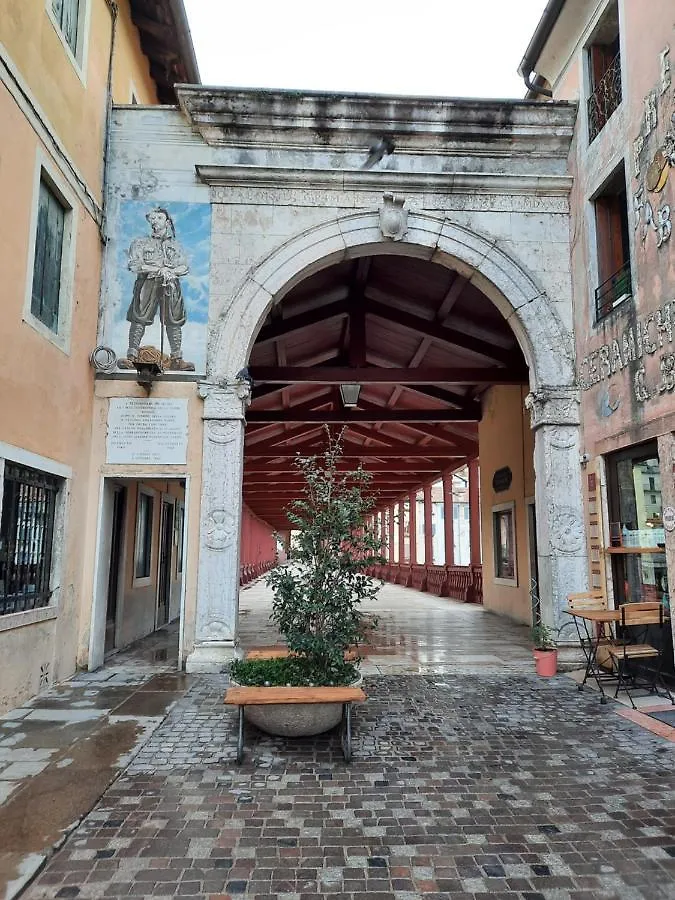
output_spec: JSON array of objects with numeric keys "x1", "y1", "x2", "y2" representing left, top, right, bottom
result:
[
  {"x1": 239, "y1": 582, "x2": 535, "y2": 675},
  {"x1": 20, "y1": 673, "x2": 675, "y2": 900},
  {"x1": 0, "y1": 624, "x2": 187, "y2": 899},
  {"x1": 3, "y1": 589, "x2": 675, "y2": 899}
]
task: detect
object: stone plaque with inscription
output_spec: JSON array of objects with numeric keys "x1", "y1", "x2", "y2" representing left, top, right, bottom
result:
[{"x1": 107, "y1": 398, "x2": 188, "y2": 465}]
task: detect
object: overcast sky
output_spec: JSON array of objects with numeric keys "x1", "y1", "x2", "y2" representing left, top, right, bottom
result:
[{"x1": 181, "y1": 0, "x2": 549, "y2": 99}]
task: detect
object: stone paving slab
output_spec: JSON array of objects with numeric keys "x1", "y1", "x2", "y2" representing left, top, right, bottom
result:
[
  {"x1": 22, "y1": 673, "x2": 675, "y2": 900},
  {"x1": 0, "y1": 626, "x2": 187, "y2": 900}
]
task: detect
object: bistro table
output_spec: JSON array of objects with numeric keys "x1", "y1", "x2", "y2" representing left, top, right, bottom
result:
[{"x1": 563, "y1": 607, "x2": 620, "y2": 703}]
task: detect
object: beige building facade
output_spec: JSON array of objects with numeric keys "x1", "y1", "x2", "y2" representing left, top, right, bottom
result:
[{"x1": 0, "y1": 0, "x2": 198, "y2": 714}]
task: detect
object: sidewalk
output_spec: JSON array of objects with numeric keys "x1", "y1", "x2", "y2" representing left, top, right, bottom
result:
[{"x1": 0, "y1": 624, "x2": 189, "y2": 899}]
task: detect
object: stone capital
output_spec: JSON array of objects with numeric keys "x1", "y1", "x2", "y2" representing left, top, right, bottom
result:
[
  {"x1": 525, "y1": 385, "x2": 580, "y2": 430},
  {"x1": 198, "y1": 380, "x2": 251, "y2": 420}
]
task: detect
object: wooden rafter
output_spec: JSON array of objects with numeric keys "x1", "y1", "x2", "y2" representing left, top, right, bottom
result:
[{"x1": 248, "y1": 366, "x2": 527, "y2": 385}]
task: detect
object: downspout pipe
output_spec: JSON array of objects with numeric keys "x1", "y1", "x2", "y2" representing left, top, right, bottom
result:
[
  {"x1": 517, "y1": 0, "x2": 566, "y2": 98},
  {"x1": 100, "y1": 0, "x2": 118, "y2": 243}
]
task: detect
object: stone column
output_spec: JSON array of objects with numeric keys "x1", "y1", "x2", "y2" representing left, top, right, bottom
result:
[
  {"x1": 525, "y1": 387, "x2": 588, "y2": 638},
  {"x1": 442, "y1": 473, "x2": 454, "y2": 566},
  {"x1": 186, "y1": 380, "x2": 251, "y2": 673},
  {"x1": 423, "y1": 484, "x2": 433, "y2": 565}
]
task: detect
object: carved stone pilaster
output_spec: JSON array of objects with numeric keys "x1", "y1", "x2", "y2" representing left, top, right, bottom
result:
[
  {"x1": 185, "y1": 381, "x2": 250, "y2": 673},
  {"x1": 525, "y1": 386, "x2": 588, "y2": 638}
]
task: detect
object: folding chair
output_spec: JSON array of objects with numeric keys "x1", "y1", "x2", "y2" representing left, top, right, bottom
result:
[
  {"x1": 608, "y1": 602, "x2": 675, "y2": 709},
  {"x1": 568, "y1": 591, "x2": 619, "y2": 699}
]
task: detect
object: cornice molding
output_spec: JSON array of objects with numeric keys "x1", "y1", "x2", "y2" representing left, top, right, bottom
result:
[
  {"x1": 177, "y1": 85, "x2": 577, "y2": 155},
  {"x1": 196, "y1": 164, "x2": 573, "y2": 197}
]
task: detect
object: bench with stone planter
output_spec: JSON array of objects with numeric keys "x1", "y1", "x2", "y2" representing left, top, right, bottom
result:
[{"x1": 224, "y1": 684, "x2": 367, "y2": 763}]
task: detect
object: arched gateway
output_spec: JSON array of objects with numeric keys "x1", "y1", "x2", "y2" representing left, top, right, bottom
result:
[{"x1": 96, "y1": 86, "x2": 584, "y2": 673}]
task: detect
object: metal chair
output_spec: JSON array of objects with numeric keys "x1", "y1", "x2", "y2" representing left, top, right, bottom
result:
[
  {"x1": 608, "y1": 602, "x2": 675, "y2": 709},
  {"x1": 567, "y1": 591, "x2": 619, "y2": 701}
]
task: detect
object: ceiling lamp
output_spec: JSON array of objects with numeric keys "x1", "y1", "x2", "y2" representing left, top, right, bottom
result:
[{"x1": 339, "y1": 383, "x2": 361, "y2": 408}]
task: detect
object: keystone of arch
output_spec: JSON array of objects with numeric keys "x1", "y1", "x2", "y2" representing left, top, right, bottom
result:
[{"x1": 210, "y1": 210, "x2": 575, "y2": 390}]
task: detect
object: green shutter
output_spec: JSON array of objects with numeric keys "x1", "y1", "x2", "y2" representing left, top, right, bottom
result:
[{"x1": 31, "y1": 180, "x2": 65, "y2": 334}]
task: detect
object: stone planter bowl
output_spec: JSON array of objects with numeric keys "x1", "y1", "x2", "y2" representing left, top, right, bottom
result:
[{"x1": 231, "y1": 674, "x2": 363, "y2": 737}]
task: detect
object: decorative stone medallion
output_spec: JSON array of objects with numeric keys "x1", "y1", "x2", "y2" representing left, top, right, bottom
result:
[{"x1": 379, "y1": 192, "x2": 408, "y2": 241}]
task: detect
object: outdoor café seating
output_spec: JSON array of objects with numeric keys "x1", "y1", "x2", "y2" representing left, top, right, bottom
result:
[{"x1": 607, "y1": 602, "x2": 675, "y2": 709}]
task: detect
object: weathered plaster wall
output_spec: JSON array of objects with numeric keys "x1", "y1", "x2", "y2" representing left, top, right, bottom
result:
[
  {"x1": 0, "y1": 620, "x2": 56, "y2": 715},
  {"x1": 561, "y1": 2, "x2": 675, "y2": 459},
  {"x1": 479, "y1": 386, "x2": 536, "y2": 624}
]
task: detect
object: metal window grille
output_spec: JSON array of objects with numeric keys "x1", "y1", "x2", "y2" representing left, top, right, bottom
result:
[
  {"x1": 595, "y1": 261, "x2": 632, "y2": 320},
  {"x1": 51, "y1": 0, "x2": 80, "y2": 55},
  {"x1": 31, "y1": 179, "x2": 66, "y2": 333},
  {"x1": 588, "y1": 52, "x2": 622, "y2": 142},
  {"x1": 0, "y1": 464, "x2": 60, "y2": 616}
]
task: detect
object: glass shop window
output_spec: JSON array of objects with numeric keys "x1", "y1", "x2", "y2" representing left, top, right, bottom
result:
[{"x1": 607, "y1": 442, "x2": 669, "y2": 609}]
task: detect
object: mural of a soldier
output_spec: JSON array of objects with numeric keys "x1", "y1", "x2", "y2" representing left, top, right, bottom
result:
[{"x1": 117, "y1": 207, "x2": 195, "y2": 371}]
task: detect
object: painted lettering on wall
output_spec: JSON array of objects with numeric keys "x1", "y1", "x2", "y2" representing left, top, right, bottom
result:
[
  {"x1": 633, "y1": 45, "x2": 674, "y2": 249},
  {"x1": 578, "y1": 298, "x2": 675, "y2": 403}
]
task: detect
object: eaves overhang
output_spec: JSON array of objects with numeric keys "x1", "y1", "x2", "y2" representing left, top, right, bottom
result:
[{"x1": 129, "y1": 0, "x2": 200, "y2": 103}]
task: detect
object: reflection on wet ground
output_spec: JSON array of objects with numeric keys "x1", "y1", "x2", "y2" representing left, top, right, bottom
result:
[
  {"x1": 0, "y1": 622, "x2": 185, "y2": 899},
  {"x1": 239, "y1": 580, "x2": 534, "y2": 674}
]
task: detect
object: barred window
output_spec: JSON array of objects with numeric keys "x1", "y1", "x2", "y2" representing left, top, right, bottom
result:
[
  {"x1": 0, "y1": 464, "x2": 60, "y2": 616},
  {"x1": 31, "y1": 178, "x2": 66, "y2": 333},
  {"x1": 51, "y1": 0, "x2": 81, "y2": 55}
]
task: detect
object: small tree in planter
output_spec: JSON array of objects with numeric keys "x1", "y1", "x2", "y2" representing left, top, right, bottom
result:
[{"x1": 231, "y1": 428, "x2": 383, "y2": 690}]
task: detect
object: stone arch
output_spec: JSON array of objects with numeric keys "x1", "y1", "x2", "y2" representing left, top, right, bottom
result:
[
  {"x1": 188, "y1": 209, "x2": 587, "y2": 672},
  {"x1": 209, "y1": 210, "x2": 576, "y2": 393}
]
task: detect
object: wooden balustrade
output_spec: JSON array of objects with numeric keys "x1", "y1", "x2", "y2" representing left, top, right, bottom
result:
[
  {"x1": 239, "y1": 559, "x2": 275, "y2": 586},
  {"x1": 369, "y1": 562, "x2": 483, "y2": 604}
]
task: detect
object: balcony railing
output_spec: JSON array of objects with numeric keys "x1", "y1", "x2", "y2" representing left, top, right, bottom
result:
[
  {"x1": 595, "y1": 261, "x2": 632, "y2": 320},
  {"x1": 588, "y1": 52, "x2": 622, "y2": 142}
]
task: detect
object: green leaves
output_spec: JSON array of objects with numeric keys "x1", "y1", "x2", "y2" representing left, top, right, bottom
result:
[{"x1": 262, "y1": 428, "x2": 384, "y2": 683}]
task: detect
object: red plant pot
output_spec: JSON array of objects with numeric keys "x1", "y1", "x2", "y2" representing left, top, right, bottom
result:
[{"x1": 533, "y1": 649, "x2": 557, "y2": 677}]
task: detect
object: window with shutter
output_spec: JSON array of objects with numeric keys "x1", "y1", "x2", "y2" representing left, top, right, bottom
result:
[
  {"x1": 51, "y1": 0, "x2": 80, "y2": 56},
  {"x1": 30, "y1": 179, "x2": 66, "y2": 334},
  {"x1": 593, "y1": 163, "x2": 632, "y2": 321}
]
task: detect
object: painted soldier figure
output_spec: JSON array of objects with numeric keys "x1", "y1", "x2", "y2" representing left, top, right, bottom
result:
[{"x1": 117, "y1": 207, "x2": 195, "y2": 371}]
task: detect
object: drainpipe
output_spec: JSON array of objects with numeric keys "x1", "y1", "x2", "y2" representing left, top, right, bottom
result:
[
  {"x1": 100, "y1": 0, "x2": 119, "y2": 245},
  {"x1": 517, "y1": 0, "x2": 566, "y2": 98}
]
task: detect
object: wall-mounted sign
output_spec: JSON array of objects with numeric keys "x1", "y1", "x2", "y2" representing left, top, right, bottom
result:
[
  {"x1": 106, "y1": 398, "x2": 188, "y2": 465},
  {"x1": 664, "y1": 505, "x2": 675, "y2": 532},
  {"x1": 492, "y1": 466, "x2": 513, "y2": 493}
]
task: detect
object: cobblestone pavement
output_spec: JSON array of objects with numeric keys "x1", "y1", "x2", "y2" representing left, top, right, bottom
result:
[{"x1": 23, "y1": 672, "x2": 675, "y2": 900}]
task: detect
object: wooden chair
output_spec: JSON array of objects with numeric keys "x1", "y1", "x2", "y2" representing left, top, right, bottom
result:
[
  {"x1": 608, "y1": 602, "x2": 674, "y2": 709},
  {"x1": 567, "y1": 591, "x2": 615, "y2": 646}
]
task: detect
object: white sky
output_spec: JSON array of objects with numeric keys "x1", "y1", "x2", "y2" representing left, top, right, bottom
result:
[{"x1": 182, "y1": 0, "x2": 550, "y2": 99}]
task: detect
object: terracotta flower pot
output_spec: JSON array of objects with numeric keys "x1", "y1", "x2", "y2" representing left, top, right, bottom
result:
[{"x1": 533, "y1": 648, "x2": 557, "y2": 677}]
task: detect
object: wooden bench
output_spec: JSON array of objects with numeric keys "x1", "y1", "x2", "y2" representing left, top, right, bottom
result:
[{"x1": 224, "y1": 685, "x2": 367, "y2": 763}]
